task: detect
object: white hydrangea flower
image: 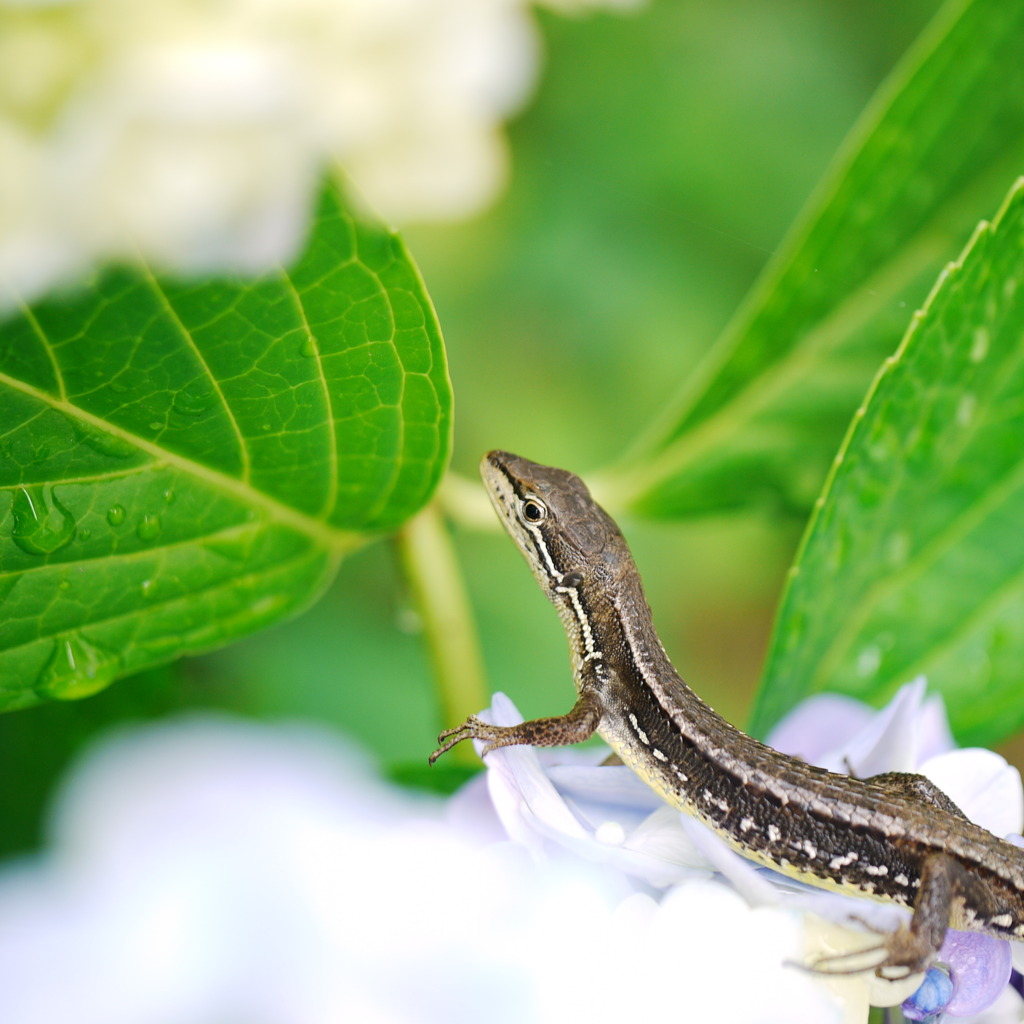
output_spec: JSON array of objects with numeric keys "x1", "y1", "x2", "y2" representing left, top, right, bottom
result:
[
  {"x1": 0, "y1": 0, "x2": 640, "y2": 306},
  {"x1": 0, "y1": 711, "x2": 838, "y2": 1024}
]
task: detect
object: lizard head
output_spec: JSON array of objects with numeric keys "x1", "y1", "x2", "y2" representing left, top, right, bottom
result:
[{"x1": 480, "y1": 450, "x2": 630, "y2": 594}]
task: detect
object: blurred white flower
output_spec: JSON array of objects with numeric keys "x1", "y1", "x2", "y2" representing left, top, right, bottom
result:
[
  {"x1": 0, "y1": 717, "x2": 543, "y2": 1024},
  {"x1": 0, "y1": 711, "x2": 837, "y2": 1024},
  {"x1": 0, "y1": 0, "x2": 640, "y2": 305}
]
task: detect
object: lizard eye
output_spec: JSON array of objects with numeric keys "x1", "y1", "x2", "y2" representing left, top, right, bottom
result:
[{"x1": 520, "y1": 498, "x2": 547, "y2": 524}]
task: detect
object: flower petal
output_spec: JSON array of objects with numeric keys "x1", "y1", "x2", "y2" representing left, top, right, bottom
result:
[
  {"x1": 475, "y1": 696, "x2": 589, "y2": 855},
  {"x1": 678, "y1": 816, "x2": 781, "y2": 907},
  {"x1": 940, "y1": 930, "x2": 1013, "y2": 1016},
  {"x1": 919, "y1": 749, "x2": 1024, "y2": 838},
  {"x1": 591, "y1": 882, "x2": 846, "y2": 1024},
  {"x1": 824, "y1": 677, "x2": 933, "y2": 776},
  {"x1": 476, "y1": 694, "x2": 712, "y2": 886},
  {"x1": 768, "y1": 677, "x2": 956, "y2": 777},
  {"x1": 768, "y1": 693, "x2": 875, "y2": 764},
  {"x1": 546, "y1": 763, "x2": 666, "y2": 829}
]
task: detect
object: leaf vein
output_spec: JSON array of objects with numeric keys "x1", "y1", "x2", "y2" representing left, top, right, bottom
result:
[
  {"x1": 277, "y1": 268, "x2": 339, "y2": 521},
  {"x1": 141, "y1": 268, "x2": 253, "y2": 482}
]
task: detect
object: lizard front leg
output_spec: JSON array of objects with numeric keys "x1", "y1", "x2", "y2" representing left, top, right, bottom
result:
[{"x1": 429, "y1": 691, "x2": 602, "y2": 765}]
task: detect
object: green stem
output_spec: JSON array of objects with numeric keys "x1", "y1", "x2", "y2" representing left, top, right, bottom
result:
[{"x1": 397, "y1": 502, "x2": 489, "y2": 760}]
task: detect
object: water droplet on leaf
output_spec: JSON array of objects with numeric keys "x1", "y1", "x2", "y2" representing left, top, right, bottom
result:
[
  {"x1": 173, "y1": 386, "x2": 219, "y2": 417},
  {"x1": 136, "y1": 514, "x2": 162, "y2": 541},
  {"x1": 970, "y1": 328, "x2": 990, "y2": 363},
  {"x1": 887, "y1": 531, "x2": 909, "y2": 566},
  {"x1": 107, "y1": 504, "x2": 126, "y2": 526},
  {"x1": 35, "y1": 634, "x2": 120, "y2": 700},
  {"x1": 206, "y1": 527, "x2": 258, "y2": 563},
  {"x1": 250, "y1": 593, "x2": 286, "y2": 619},
  {"x1": 956, "y1": 393, "x2": 976, "y2": 427},
  {"x1": 148, "y1": 421, "x2": 163, "y2": 432},
  {"x1": 300, "y1": 335, "x2": 318, "y2": 357},
  {"x1": 141, "y1": 578, "x2": 156, "y2": 598},
  {"x1": 395, "y1": 607, "x2": 422, "y2": 634},
  {"x1": 71, "y1": 419, "x2": 137, "y2": 459},
  {"x1": 11, "y1": 486, "x2": 77, "y2": 555},
  {"x1": 856, "y1": 646, "x2": 882, "y2": 678}
]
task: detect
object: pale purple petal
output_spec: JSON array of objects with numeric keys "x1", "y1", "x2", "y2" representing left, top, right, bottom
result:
[
  {"x1": 546, "y1": 763, "x2": 665, "y2": 826},
  {"x1": 768, "y1": 677, "x2": 953, "y2": 776},
  {"x1": 548, "y1": 757, "x2": 690, "y2": 847},
  {"x1": 823, "y1": 677, "x2": 930, "y2": 776},
  {"x1": 580, "y1": 806, "x2": 714, "y2": 888},
  {"x1": 677, "y1": 816, "x2": 780, "y2": 907},
  {"x1": 768, "y1": 693, "x2": 875, "y2": 763},
  {"x1": 941, "y1": 930, "x2": 1013, "y2": 1016}
]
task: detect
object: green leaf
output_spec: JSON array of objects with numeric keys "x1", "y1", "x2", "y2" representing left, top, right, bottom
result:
[
  {"x1": 0, "y1": 181, "x2": 451, "y2": 711},
  {"x1": 610, "y1": 0, "x2": 1024, "y2": 517},
  {"x1": 750, "y1": 178, "x2": 1024, "y2": 745}
]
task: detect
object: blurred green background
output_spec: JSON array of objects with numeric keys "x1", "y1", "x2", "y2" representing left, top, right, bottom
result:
[{"x1": 0, "y1": 0, "x2": 951, "y2": 856}]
